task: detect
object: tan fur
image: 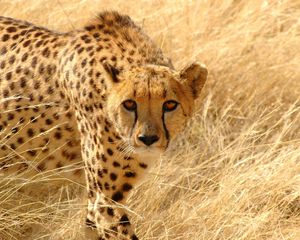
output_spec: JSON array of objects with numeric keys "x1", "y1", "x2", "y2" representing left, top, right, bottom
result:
[
  {"x1": 0, "y1": 11, "x2": 207, "y2": 239},
  {"x1": 107, "y1": 64, "x2": 207, "y2": 152}
]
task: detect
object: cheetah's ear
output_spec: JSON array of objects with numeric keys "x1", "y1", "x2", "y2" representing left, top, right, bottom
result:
[
  {"x1": 180, "y1": 62, "x2": 208, "y2": 99},
  {"x1": 102, "y1": 62, "x2": 120, "y2": 83}
]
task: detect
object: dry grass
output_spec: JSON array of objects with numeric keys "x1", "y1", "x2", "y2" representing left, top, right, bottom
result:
[{"x1": 0, "y1": 0, "x2": 300, "y2": 239}]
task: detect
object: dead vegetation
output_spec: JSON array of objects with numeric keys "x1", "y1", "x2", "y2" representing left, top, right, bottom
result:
[{"x1": 0, "y1": 0, "x2": 299, "y2": 239}]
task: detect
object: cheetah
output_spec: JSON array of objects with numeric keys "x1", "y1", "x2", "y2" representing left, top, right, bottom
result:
[{"x1": 0, "y1": 11, "x2": 207, "y2": 239}]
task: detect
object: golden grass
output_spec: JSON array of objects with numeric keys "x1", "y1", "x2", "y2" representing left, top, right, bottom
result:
[{"x1": 0, "y1": 0, "x2": 300, "y2": 239}]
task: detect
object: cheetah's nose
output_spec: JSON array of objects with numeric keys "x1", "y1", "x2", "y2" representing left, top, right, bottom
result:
[{"x1": 138, "y1": 135, "x2": 159, "y2": 146}]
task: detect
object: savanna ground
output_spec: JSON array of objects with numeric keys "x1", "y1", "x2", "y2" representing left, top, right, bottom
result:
[{"x1": 0, "y1": 0, "x2": 299, "y2": 239}]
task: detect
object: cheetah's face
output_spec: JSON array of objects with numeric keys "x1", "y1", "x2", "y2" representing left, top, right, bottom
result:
[{"x1": 104, "y1": 63, "x2": 207, "y2": 156}]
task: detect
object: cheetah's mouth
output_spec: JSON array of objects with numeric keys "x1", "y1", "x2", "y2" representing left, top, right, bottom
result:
[{"x1": 134, "y1": 146, "x2": 164, "y2": 158}]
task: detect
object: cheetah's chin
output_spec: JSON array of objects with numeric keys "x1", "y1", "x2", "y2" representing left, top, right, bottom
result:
[{"x1": 134, "y1": 146, "x2": 163, "y2": 159}]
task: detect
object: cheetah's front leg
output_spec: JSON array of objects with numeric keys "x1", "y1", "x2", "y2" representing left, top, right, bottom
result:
[
  {"x1": 76, "y1": 113, "x2": 141, "y2": 240},
  {"x1": 85, "y1": 190, "x2": 138, "y2": 240}
]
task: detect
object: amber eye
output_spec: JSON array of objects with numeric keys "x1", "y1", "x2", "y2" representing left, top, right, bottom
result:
[
  {"x1": 163, "y1": 100, "x2": 178, "y2": 112},
  {"x1": 122, "y1": 99, "x2": 137, "y2": 111}
]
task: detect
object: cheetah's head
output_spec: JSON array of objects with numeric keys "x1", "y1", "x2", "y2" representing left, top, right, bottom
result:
[{"x1": 104, "y1": 62, "x2": 207, "y2": 157}]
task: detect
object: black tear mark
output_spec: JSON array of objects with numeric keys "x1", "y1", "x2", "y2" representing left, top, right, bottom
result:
[{"x1": 161, "y1": 113, "x2": 170, "y2": 147}]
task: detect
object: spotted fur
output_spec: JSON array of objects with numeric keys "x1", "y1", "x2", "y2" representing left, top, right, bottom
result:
[{"x1": 0, "y1": 11, "x2": 207, "y2": 239}]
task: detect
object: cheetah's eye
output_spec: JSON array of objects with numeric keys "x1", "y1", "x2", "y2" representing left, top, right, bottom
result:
[
  {"x1": 122, "y1": 99, "x2": 137, "y2": 112},
  {"x1": 163, "y1": 100, "x2": 178, "y2": 112}
]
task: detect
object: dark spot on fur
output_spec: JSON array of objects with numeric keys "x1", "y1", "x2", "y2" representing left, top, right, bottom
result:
[
  {"x1": 2, "y1": 34, "x2": 10, "y2": 42},
  {"x1": 139, "y1": 162, "x2": 148, "y2": 169},
  {"x1": 54, "y1": 131, "x2": 62, "y2": 139},
  {"x1": 107, "y1": 148, "x2": 113, "y2": 156},
  {"x1": 85, "y1": 218, "x2": 96, "y2": 229},
  {"x1": 104, "y1": 182, "x2": 110, "y2": 190},
  {"x1": 112, "y1": 191, "x2": 123, "y2": 202},
  {"x1": 23, "y1": 40, "x2": 31, "y2": 47},
  {"x1": 6, "y1": 26, "x2": 17, "y2": 32},
  {"x1": 27, "y1": 128, "x2": 34, "y2": 137},
  {"x1": 124, "y1": 171, "x2": 136, "y2": 178},
  {"x1": 85, "y1": 25, "x2": 96, "y2": 31},
  {"x1": 113, "y1": 161, "x2": 120, "y2": 167},
  {"x1": 122, "y1": 183, "x2": 132, "y2": 192},
  {"x1": 27, "y1": 150, "x2": 37, "y2": 156},
  {"x1": 107, "y1": 207, "x2": 114, "y2": 216},
  {"x1": 131, "y1": 234, "x2": 139, "y2": 240},
  {"x1": 119, "y1": 214, "x2": 130, "y2": 226},
  {"x1": 45, "y1": 119, "x2": 53, "y2": 125},
  {"x1": 110, "y1": 173, "x2": 117, "y2": 181}
]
